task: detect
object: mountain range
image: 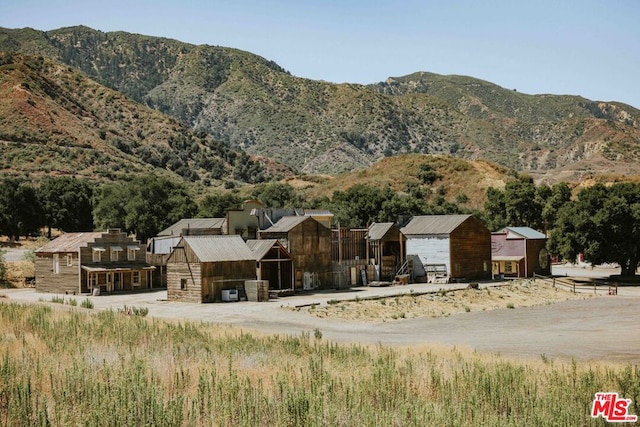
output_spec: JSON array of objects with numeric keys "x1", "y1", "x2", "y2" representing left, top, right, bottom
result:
[{"x1": 1, "y1": 25, "x2": 640, "y2": 184}]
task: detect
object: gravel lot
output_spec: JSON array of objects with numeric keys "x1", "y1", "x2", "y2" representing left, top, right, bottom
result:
[{"x1": 2, "y1": 265, "x2": 639, "y2": 363}]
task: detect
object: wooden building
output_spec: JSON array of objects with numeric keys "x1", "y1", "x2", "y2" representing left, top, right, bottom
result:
[
  {"x1": 367, "y1": 223, "x2": 406, "y2": 281},
  {"x1": 400, "y1": 215, "x2": 491, "y2": 281},
  {"x1": 35, "y1": 229, "x2": 153, "y2": 294},
  {"x1": 246, "y1": 239, "x2": 293, "y2": 291},
  {"x1": 491, "y1": 227, "x2": 551, "y2": 278},
  {"x1": 166, "y1": 235, "x2": 256, "y2": 303},
  {"x1": 157, "y1": 218, "x2": 226, "y2": 237},
  {"x1": 259, "y1": 216, "x2": 332, "y2": 290},
  {"x1": 146, "y1": 235, "x2": 181, "y2": 287}
]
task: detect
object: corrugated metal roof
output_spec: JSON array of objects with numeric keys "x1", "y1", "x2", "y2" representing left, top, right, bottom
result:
[
  {"x1": 501, "y1": 227, "x2": 546, "y2": 240},
  {"x1": 246, "y1": 239, "x2": 288, "y2": 260},
  {"x1": 261, "y1": 216, "x2": 309, "y2": 233},
  {"x1": 400, "y1": 215, "x2": 472, "y2": 236},
  {"x1": 304, "y1": 210, "x2": 334, "y2": 217},
  {"x1": 35, "y1": 232, "x2": 102, "y2": 253},
  {"x1": 158, "y1": 218, "x2": 226, "y2": 236},
  {"x1": 368, "y1": 222, "x2": 395, "y2": 241},
  {"x1": 181, "y1": 235, "x2": 255, "y2": 262}
]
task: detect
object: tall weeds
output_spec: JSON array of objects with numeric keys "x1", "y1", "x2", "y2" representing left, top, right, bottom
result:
[{"x1": 0, "y1": 301, "x2": 636, "y2": 426}]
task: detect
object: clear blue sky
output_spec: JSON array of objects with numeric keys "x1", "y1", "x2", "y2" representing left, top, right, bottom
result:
[{"x1": 2, "y1": 0, "x2": 639, "y2": 108}]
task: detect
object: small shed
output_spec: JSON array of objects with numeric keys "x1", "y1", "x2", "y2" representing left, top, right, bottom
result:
[
  {"x1": 367, "y1": 223, "x2": 406, "y2": 281},
  {"x1": 491, "y1": 227, "x2": 550, "y2": 278},
  {"x1": 400, "y1": 215, "x2": 491, "y2": 281},
  {"x1": 259, "y1": 216, "x2": 332, "y2": 290},
  {"x1": 166, "y1": 235, "x2": 256, "y2": 303},
  {"x1": 246, "y1": 239, "x2": 293, "y2": 291}
]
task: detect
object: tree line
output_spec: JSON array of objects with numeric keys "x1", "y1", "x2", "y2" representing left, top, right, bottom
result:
[{"x1": 1, "y1": 174, "x2": 639, "y2": 275}]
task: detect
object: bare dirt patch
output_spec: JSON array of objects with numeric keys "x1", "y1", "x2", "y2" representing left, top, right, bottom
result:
[{"x1": 301, "y1": 281, "x2": 594, "y2": 322}]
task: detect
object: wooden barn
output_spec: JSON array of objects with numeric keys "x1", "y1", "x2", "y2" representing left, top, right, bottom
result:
[
  {"x1": 367, "y1": 223, "x2": 406, "y2": 281},
  {"x1": 259, "y1": 216, "x2": 332, "y2": 290},
  {"x1": 166, "y1": 235, "x2": 256, "y2": 303},
  {"x1": 246, "y1": 239, "x2": 293, "y2": 291},
  {"x1": 400, "y1": 215, "x2": 491, "y2": 281},
  {"x1": 35, "y1": 229, "x2": 153, "y2": 294},
  {"x1": 491, "y1": 227, "x2": 551, "y2": 278}
]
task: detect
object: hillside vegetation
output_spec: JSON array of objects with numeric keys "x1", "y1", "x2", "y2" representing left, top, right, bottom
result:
[
  {"x1": 2, "y1": 25, "x2": 640, "y2": 180},
  {"x1": 0, "y1": 51, "x2": 268, "y2": 186}
]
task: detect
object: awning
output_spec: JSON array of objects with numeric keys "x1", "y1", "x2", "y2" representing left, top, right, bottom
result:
[
  {"x1": 110, "y1": 246, "x2": 123, "y2": 251},
  {"x1": 81, "y1": 265, "x2": 155, "y2": 273},
  {"x1": 492, "y1": 256, "x2": 525, "y2": 262},
  {"x1": 127, "y1": 245, "x2": 140, "y2": 251},
  {"x1": 92, "y1": 247, "x2": 106, "y2": 252}
]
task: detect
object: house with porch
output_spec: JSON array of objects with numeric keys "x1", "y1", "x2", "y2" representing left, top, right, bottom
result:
[
  {"x1": 34, "y1": 229, "x2": 154, "y2": 294},
  {"x1": 491, "y1": 227, "x2": 551, "y2": 278}
]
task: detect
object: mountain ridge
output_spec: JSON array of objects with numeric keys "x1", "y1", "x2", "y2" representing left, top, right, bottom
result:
[{"x1": 1, "y1": 25, "x2": 640, "y2": 181}]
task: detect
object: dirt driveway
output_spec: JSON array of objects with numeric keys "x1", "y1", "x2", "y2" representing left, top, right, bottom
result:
[{"x1": 3, "y1": 271, "x2": 639, "y2": 364}]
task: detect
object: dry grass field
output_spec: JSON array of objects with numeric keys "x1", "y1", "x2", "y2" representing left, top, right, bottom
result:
[{"x1": 302, "y1": 281, "x2": 594, "y2": 322}]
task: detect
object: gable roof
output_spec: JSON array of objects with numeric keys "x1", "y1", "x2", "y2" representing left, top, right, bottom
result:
[
  {"x1": 158, "y1": 218, "x2": 226, "y2": 236},
  {"x1": 35, "y1": 232, "x2": 103, "y2": 253},
  {"x1": 261, "y1": 216, "x2": 310, "y2": 233},
  {"x1": 498, "y1": 227, "x2": 547, "y2": 240},
  {"x1": 368, "y1": 222, "x2": 396, "y2": 241},
  {"x1": 181, "y1": 235, "x2": 255, "y2": 262},
  {"x1": 246, "y1": 239, "x2": 290, "y2": 260},
  {"x1": 400, "y1": 215, "x2": 473, "y2": 236}
]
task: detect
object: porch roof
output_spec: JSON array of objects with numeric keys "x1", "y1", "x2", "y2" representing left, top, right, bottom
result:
[
  {"x1": 81, "y1": 264, "x2": 155, "y2": 273},
  {"x1": 492, "y1": 256, "x2": 525, "y2": 262}
]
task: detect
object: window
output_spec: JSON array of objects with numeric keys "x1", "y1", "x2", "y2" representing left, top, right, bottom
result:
[
  {"x1": 132, "y1": 271, "x2": 140, "y2": 286},
  {"x1": 505, "y1": 262, "x2": 513, "y2": 273},
  {"x1": 110, "y1": 246, "x2": 122, "y2": 262},
  {"x1": 92, "y1": 248, "x2": 104, "y2": 263},
  {"x1": 181, "y1": 278, "x2": 187, "y2": 290},
  {"x1": 66, "y1": 254, "x2": 73, "y2": 267},
  {"x1": 127, "y1": 245, "x2": 139, "y2": 261}
]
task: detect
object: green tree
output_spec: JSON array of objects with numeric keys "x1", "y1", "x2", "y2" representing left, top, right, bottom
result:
[
  {"x1": 251, "y1": 183, "x2": 300, "y2": 208},
  {"x1": 504, "y1": 177, "x2": 543, "y2": 229},
  {"x1": 379, "y1": 193, "x2": 427, "y2": 224},
  {"x1": 549, "y1": 183, "x2": 640, "y2": 276},
  {"x1": 197, "y1": 192, "x2": 242, "y2": 217},
  {"x1": 38, "y1": 177, "x2": 94, "y2": 237},
  {"x1": 0, "y1": 178, "x2": 41, "y2": 240},
  {"x1": 93, "y1": 175, "x2": 197, "y2": 241},
  {"x1": 330, "y1": 184, "x2": 395, "y2": 227},
  {"x1": 483, "y1": 187, "x2": 506, "y2": 231},
  {"x1": 540, "y1": 182, "x2": 572, "y2": 232}
]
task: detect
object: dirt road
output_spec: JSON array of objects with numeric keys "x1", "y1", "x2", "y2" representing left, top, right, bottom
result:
[{"x1": 3, "y1": 275, "x2": 639, "y2": 363}]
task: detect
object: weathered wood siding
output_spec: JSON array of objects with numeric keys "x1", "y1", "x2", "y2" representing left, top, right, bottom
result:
[
  {"x1": 526, "y1": 239, "x2": 551, "y2": 276},
  {"x1": 450, "y1": 217, "x2": 491, "y2": 279},
  {"x1": 262, "y1": 218, "x2": 332, "y2": 289},
  {"x1": 35, "y1": 253, "x2": 80, "y2": 294},
  {"x1": 167, "y1": 261, "x2": 203, "y2": 302},
  {"x1": 167, "y1": 243, "x2": 257, "y2": 303}
]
